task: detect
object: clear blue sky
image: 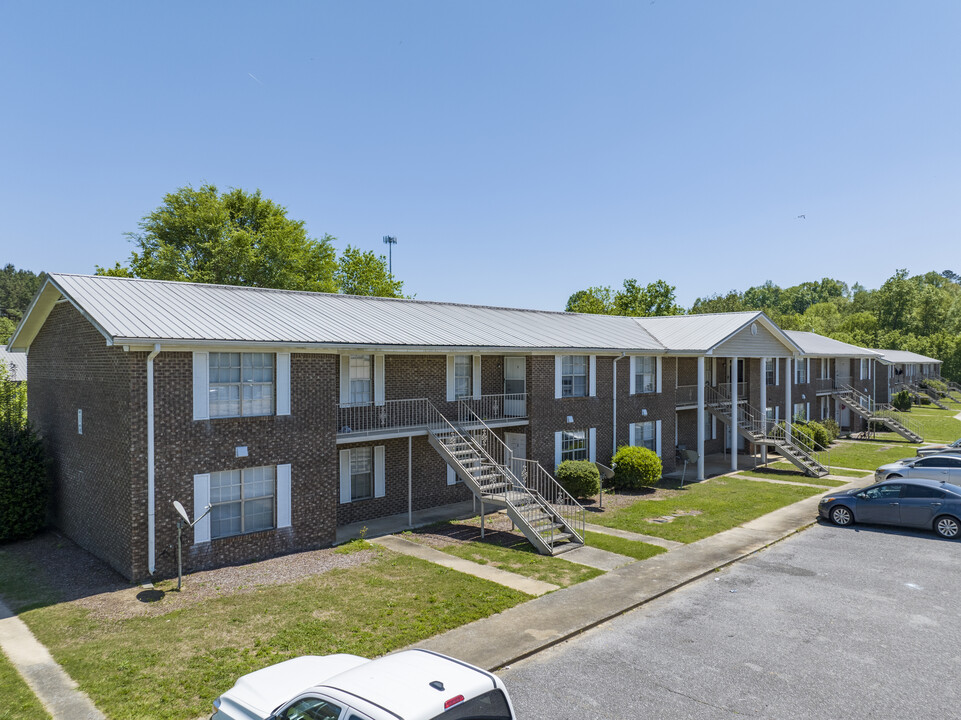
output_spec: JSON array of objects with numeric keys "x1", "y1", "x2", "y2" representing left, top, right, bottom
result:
[{"x1": 2, "y1": 1, "x2": 959, "y2": 310}]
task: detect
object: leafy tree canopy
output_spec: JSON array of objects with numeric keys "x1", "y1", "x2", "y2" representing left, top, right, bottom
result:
[
  {"x1": 0, "y1": 264, "x2": 42, "y2": 323},
  {"x1": 97, "y1": 184, "x2": 403, "y2": 297},
  {"x1": 565, "y1": 279, "x2": 682, "y2": 317}
]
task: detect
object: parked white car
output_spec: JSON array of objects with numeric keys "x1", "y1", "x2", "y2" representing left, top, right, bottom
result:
[
  {"x1": 875, "y1": 454, "x2": 961, "y2": 483},
  {"x1": 211, "y1": 649, "x2": 516, "y2": 720}
]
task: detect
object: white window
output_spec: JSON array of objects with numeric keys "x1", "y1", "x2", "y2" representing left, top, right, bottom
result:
[
  {"x1": 820, "y1": 358, "x2": 831, "y2": 379},
  {"x1": 634, "y1": 420, "x2": 656, "y2": 450},
  {"x1": 454, "y1": 355, "x2": 472, "y2": 399},
  {"x1": 860, "y1": 358, "x2": 871, "y2": 379},
  {"x1": 560, "y1": 429, "x2": 588, "y2": 462},
  {"x1": 350, "y1": 447, "x2": 373, "y2": 501},
  {"x1": 765, "y1": 359, "x2": 775, "y2": 386},
  {"x1": 209, "y1": 465, "x2": 275, "y2": 539},
  {"x1": 793, "y1": 403, "x2": 808, "y2": 421},
  {"x1": 209, "y1": 353, "x2": 274, "y2": 418},
  {"x1": 349, "y1": 355, "x2": 372, "y2": 404},
  {"x1": 634, "y1": 357, "x2": 656, "y2": 394},
  {"x1": 794, "y1": 361, "x2": 807, "y2": 385},
  {"x1": 765, "y1": 407, "x2": 774, "y2": 429},
  {"x1": 561, "y1": 356, "x2": 588, "y2": 398}
]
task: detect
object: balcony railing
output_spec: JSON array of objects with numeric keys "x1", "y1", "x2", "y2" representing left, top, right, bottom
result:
[
  {"x1": 338, "y1": 398, "x2": 434, "y2": 438},
  {"x1": 337, "y1": 393, "x2": 528, "y2": 439},
  {"x1": 457, "y1": 393, "x2": 527, "y2": 423},
  {"x1": 813, "y1": 377, "x2": 834, "y2": 393}
]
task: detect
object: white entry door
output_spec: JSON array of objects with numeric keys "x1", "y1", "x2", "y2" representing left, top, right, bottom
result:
[
  {"x1": 505, "y1": 432, "x2": 527, "y2": 482},
  {"x1": 504, "y1": 357, "x2": 526, "y2": 416}
]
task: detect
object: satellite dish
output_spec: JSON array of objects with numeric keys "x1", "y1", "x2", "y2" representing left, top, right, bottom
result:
[
  {"x1": 594, "y1": 462, "x2": 616, "y2": 481},
  {"x1": 173, "y1": 500, "x2": 191, "y2": 524}
]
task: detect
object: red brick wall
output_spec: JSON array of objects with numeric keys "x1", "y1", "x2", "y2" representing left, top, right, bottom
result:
[
  {"x1": 150, "y1": 352, "x2": 340, "y2": 580},
  {"x1": 27, "y1": 303, "x2": 139, "y2": 579}
]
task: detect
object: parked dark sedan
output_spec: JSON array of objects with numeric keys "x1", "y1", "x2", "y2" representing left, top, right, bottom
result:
[{"x1": 819, "y1": 478, "x2": 961, "y2": 539}]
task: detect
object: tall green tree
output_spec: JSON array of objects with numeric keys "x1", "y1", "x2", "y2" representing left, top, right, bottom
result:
[
  {"x1": 566, "y1": 279, "x2": 682, "y2": 317},
  {"x1": 97, "y1": 184, "x2": 404, "y2": 297},
  {"x1": 0, "y1": 264, "x2": 42, "y2": 322},
  {"x1": 335, "y1": 246, "x2": 405, "y2": 297}
]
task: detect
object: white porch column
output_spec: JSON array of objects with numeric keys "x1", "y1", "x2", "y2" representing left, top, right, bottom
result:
[
  {"x1": 730, "y1": 356, "x2": 738, "y2": 471},
  {"x1": 696, "y1": 356, "x2": 705, "y2": 481},
  {"x1": 785, "y1": 357, "x2": 793, "y2": 443},
  {"x1": 759, "y1": 358, "x2": 768, "y2": 464}
]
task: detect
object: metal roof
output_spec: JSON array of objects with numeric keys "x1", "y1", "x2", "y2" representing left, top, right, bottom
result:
[
  {"x1": 0, "y1": 347, "x2": 26, "y2": 381},
  {"x1": 871, "y1": 348, "x2": 942, "y2": 365},
  {"x1": 783, "y1": 331, "x2": 879, "y2": 358},
  {"x1": 634, "y1": 312, "x2": 798, "y2": 353},
  {"x1": 20, "y1": 274, "x2": 667, "y2": 352}
]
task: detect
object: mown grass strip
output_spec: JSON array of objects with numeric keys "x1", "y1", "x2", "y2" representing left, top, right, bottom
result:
[
  {"x1": 438, "y1": 538, "x2": 602, "y2": 587},
  {"x1": 589, "y1": 477, "x2": 821, "y2": 543},
  {"x1": 583, "y1": 530, "x2": 666, "y2": 561}
]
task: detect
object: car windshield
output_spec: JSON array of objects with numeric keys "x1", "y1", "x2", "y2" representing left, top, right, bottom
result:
[
  {"x1": 952, "y1": 439, "x2": 961, "y2": 448},
  {"x1": 429, "y1": 690, "x2": 513, "y2": 720}
]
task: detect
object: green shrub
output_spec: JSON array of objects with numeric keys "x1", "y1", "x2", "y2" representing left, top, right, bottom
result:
[
  {"x1": 803, "y1": 421, "x2": 831, "y2": 450},
  {"x1": 0, "y1": 423, "x2": 48, "y2": 542},
  {"x1": 611, "y1": 445, "x2": 662, "y2": 490},
  {"x1": 555, "y1": 460, "x2": 600, "y2": 499},
  {"x1": 918, "y1": 395, "x2": 931, "y2": 405},
  {"x1": 822, "y1": 417, "x2": 841, "y2": 441},
  {"x1": 892, "y1": 390, "x2": 912, "y2": 412}
]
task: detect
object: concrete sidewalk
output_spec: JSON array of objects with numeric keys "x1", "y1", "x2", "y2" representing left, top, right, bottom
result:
[
  {"x1": 413, "y1": 486, "x2": 851, "y2": 671},
  {"x1": 0, "y1": 599, "x2": 104, "y2": 720}
]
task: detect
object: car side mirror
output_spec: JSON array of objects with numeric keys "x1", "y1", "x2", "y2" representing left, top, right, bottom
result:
[{"x1": 855, "y1": 493, "x2": 867, "y2": 500}]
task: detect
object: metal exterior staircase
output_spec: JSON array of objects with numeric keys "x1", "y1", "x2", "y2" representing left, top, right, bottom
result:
[
  {"x1": 425, "y1": 401, "x2": 585, "y2": 556},
  {"x1": 704, "y1": 386, "x2": 829, "y2": 478},
  {"x1": 912, "y1": 381, "x2": 949, "y2": 410},
  {"x1": 834, "y1": 383, "x2": 924, "y2": 443}
]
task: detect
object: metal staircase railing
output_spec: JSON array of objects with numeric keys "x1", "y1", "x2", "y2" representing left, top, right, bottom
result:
[
  {"x1": 704, "y1": 385, "x2": 829, "y2": 477},
  {"x1": 424, "y1": 400, "x2": 584, "y2": 555},
  {"x1": 835, "y1": 382, "x2": 924, "y2": 442}
]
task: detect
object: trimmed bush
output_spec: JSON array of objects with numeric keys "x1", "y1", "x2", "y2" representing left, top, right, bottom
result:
[
  {"x1": 0, "y1": 423, "x2": 48, "y2": 542},
  {"x1": 892, "y1": 390, "x2": 913, "y2": 412},
  {"x1": 555, "y1": 460, "x2": 600, "y2": 499},
  {"x1": 611, "y1": 445, "x2": 662, "y2": 490},
  {"x1": 803, "y1": 421, "x2": 831, "y2": 451},
  {"x1": 822, "y1": 417, "x2": 841, "y2": 442}
]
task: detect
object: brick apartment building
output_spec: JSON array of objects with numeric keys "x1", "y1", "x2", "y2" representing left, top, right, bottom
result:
[{"x1": 7, "y1": 273, "x2": 901, "y2": 581}]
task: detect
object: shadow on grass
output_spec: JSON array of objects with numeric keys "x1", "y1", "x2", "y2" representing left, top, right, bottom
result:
[{"x1": 410, "y1": 521, "x2": 541, "y2": 555}]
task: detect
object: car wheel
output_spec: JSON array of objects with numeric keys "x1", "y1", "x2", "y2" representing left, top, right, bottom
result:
[
  {"x1": 934, "y1": 515, "x2": 960, "y2": 539},
  {"x1": 887, "y1": 474, "x2": 902, "y2": 479},
  {"x1": 830, "y1": 506, "x2": 854, "y2": 526}
]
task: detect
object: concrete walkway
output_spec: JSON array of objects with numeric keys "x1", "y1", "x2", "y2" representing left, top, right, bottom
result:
[
  {"x1": 370, "y1": 535, "x2": 559, "y2": 596},
  {"x1": 0, "y1": 599, "x2": 104, "y2": 720},
  {"x1": 412, "y1": 481, "x2": 859, "y2": 671},
  {"x1": 559, "y1": 545, "x2": 634, "y2": 571}
]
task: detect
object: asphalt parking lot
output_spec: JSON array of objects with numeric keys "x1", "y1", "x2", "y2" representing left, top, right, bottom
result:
[{"x1": 502, "y1": 520, "x2": 961, "y2": 719}]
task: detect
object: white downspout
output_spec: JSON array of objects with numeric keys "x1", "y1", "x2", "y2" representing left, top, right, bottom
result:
[
  {"x1": 613, "y1": 354, "x2": 627, "y2": 457},
  {"x1": 147, "y1": 343, "x2": 161, "y2": 575}
]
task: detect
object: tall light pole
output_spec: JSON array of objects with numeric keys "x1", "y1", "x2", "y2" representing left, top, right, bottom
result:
[{"x1": 382, "y1": 235, "x2": 398, "y2": 275}]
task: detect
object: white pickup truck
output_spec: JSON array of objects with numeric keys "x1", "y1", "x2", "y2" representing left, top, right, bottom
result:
[{"x1": 211, "y1": 649, "x2": 516, "y2": 720}]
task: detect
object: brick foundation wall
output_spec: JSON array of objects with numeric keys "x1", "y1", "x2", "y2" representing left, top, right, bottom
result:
[{"x1": 27, "y1": 303, "x2": 139, "y2": 579}]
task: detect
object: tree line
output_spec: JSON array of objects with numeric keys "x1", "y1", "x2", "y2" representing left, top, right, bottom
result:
[{"x1": 565, "y1": 270, "x2": 961, "y2": 382}]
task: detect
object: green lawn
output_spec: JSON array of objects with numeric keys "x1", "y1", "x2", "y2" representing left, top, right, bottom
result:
[
  {"x1": 828, "y1": 441, "x2": 920, "y2": 471},
  {"x1": 0, "y1": 548, "x2": 527, "y2": 720},
  {"x1": 583, "y1": 531, "x2": 667, "y2": 561},
  {"x1": 437, "y1": 537, "x2": 603, "y2": 587},
  {"x1": 0, "y1": 652, "x2": 49, "y2": 720},
  {"x1": 589, "y1": 477, "x2": 821, "y2": 543},
  {"x1": 898, "y1": 406, "x2": 961, "y2": 443},
  {"x1": 735, "y1": 468, "x2": 849, "y2": 487}
]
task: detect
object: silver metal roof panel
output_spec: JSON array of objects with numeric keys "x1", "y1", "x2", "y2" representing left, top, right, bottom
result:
[
  {"x1": 871, "y1": 348, "x2": 942, "y2": 365},
  {"x1": 783, "y1": 331, "x2": 880, "y2": 358}
]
